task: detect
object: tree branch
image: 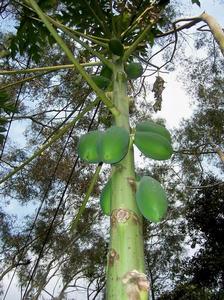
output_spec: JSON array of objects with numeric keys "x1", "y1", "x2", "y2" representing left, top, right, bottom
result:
[
  {"x1": 200, "y1": 12, "x2": 224, "y2": 57},
  {"x1": 185, "y1": 181, "x2": 224, "y2": 189},
  {"x1": 69, "y1": 163, "x2": 103, "y2": 233},
  {"x1": 0, "y1": 62, "x2": 101, "y2": 76},
  {"x1": 156, "y1": 16, "x2": 202, "y2": 38}
]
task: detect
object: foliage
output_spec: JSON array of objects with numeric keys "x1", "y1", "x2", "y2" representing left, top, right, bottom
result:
[
  {"x1": 158, "y1": 177, "x2": 224, "y2": 299},
  {"x1": 185, "y1": 176, "x2": 224, "y2": 289}
]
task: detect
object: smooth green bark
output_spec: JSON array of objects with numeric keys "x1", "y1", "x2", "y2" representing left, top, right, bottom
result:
[{"x1": 106, "y1": 60, "x2": 149, "y2": 300}]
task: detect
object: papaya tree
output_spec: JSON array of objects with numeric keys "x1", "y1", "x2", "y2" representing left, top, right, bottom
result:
[{"x1": 0, "y1": 0, "x2": 224, "y2": 299}]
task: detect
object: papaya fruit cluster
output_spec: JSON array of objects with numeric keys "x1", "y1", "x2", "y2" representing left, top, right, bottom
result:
[
  {"x1": 98, "y1": 120, "x2": 172, "y2": 222},
  {"x1": 100, "y1": 175, "x2": 168, "y2": 223},
  {"x1": 78, "y1": 120, "x2": 172, "y2": 222},
  {"x1": 77, "y1": 126, "x2": 130, "y2": 164}
]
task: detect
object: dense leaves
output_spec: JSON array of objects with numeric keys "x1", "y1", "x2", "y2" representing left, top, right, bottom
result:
[
  {"x1": 159, "y1": 177, "x2": 224, "y2": 299},
  {"x1": 4, "y1": 0, "x2": 175, "y2": 63},
  {"x1": 186, "y1": 177, "x2": 224, "y2": 289}
]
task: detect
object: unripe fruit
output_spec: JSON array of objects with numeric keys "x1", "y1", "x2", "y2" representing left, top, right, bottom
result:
[
  {"x1": 125, "y1": 62, "x2": 143, "y2": 79},
  {"x1": 98, "y1": 126, "x2": 129, "y2": 164},
  {"x1": 109, "y1": 38, "x2": 124, "y2": 56},
  {"x1": 136, "y1": 176, "x2": 168, "y2": 222},
  {"x1": 77, "y1": 131, "x2": 102, "y2": 163}
]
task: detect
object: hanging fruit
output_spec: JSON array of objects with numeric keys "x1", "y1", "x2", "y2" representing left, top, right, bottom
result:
[
  {"x1": 98, "y1": 126, "x2": 130, "y2": 164},
  {"x1": 91, "y1": 75, "x2": 111, "y2": 90},
  {"x1": 136, "y1": 176, "x2": 168, "y2": 223},
  {"x1": 134, "y1": 120, "x2": 173, "y2": 160},
  {"x1": 125, "y1": 62, "x2": 143, "y2": 80},
  {"x1": 109, "y1": 38, "x2": 124, "y2": 56},
  {"x1": 78, "y1": 126, "x2": 130, "y2": 164},
  {"x1": 77, "y1": 130, "x2": 102, "y2": 163},
  {"x1": 100, "y1": 65, "x2": 113, "y2": 79},
  {"x1": 134, "y1": 131, "x2": 173, "y2": 160},
  {"x1": 136, "y1": 120, "x2": 171, "y2": 143}
]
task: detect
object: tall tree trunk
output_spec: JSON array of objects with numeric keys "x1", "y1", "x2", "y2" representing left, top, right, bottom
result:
[
  {"x1": 201, "y1": 12, "x2": 224, "y2": 57},
  {"x1": 106, "y1": 60, "x2": 149, "y2": 300}
]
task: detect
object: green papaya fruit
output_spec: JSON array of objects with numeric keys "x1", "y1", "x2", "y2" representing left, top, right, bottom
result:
[
  {"x1": 109, "y1": 38, "x2": 124, "y2": 56},
  {"x1": 100, "y1": 179, "x2": 111, "y2": 216},
  {"x1": 136, "y1": 120, "x2": 172, "y2": 143},
  {"x1": 77, "y1": 131, "x2": 102, "y2": 163},
  {"x1": 125, "y1": 62, "x2": 143, "y2": 80},
  {"x1": 100, "y1": 65, "x2": 113, "y2": 79},
  {"x1": 136, "y1": 176, "x2": 168, "y2": 222},
  {"x1": 91, "y1": 75, "x2": 110, "y2": 90},
  {"x1": 134, "y1": 131, "x2": 173, "y2": 160},
  {"x1": 98, "y1": 126, "x2": 129, "y2": 164}
]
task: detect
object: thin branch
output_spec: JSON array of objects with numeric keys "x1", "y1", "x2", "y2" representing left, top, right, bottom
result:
[
  {"x1": 176, "y1": 150, "x2": 216, "y2": 155},
  {"x1": 5, "y1": 115, "x2": 57, "y2": 129},
  {"x1": 157, "y1": 16, "x2": 202, "y2": 38},
  {"x1": 197, "y1": 24, "x2": 211, "y2": 32},
  {"x1": 0, "y1": 62, "x2": 101, "y2": 76},
  {"x1": 0, "y1": 55, "x2": 32, "y2": 160},
  {"x1": 0, "y1": 73, "x2": 48, "y2": 90},
  {"x1": 70, "y1": 163, "x2": 103, "y2": 233},
  {"x1": 22, "y1": 156, "x2": 80, "y2": 299},
  {"x1": 185, "y1": 181, "x2": 224, "y2": 189}
]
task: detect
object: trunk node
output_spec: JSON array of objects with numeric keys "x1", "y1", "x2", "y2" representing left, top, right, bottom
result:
[
  {"x1": 111, "y1": 209, "x2": 141, "y2": 226},
  {"x1": 122, "y1": 270, "x2": 150, "y2": 300}
]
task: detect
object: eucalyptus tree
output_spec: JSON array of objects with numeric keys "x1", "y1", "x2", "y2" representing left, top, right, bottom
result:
[
  {"x1": 0, "y1": 0, "x2": 224, "y2": 299},
  {"x1": 157, "y1": 176, "x2": 224, "y2": 300},
  {"x1": 154, "y1": 43, "x2": 224, "y2": 298}
]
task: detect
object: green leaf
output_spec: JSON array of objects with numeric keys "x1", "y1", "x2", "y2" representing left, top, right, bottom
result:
[
  {"x1": 0, "y1": 134, "x2": 4, "y2": 145},
  {"x1": 39, "y1": 0, "x2": 57, "y2": 10},
  {"x1": 1, "y1": 102, "x2": 18, "y2": 114},
  {"x1": 0, "y1": 90, "x2": 10, "y2": 105},
  {"x1": 0, "y1": 117, "x2": 8, "y2": 126},
  {"x1": 0, "y1": 126, "x2": 7, "y2": 133},
  {"x1": 147, "y1": 31, "x2": 155, "y2": 47},
  {"x1": 113, "y1": 13, "x2": 131, "y2": 36},
  {"x1": 191, "y1": 0, "x2": 201, "y2": 6}
]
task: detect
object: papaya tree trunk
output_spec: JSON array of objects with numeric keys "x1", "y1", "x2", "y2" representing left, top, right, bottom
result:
[{"x1": 106, "y1": 60, "x2": 149, "y2": 300}]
